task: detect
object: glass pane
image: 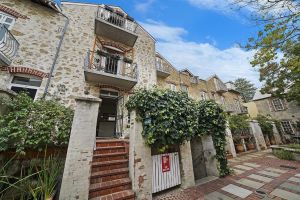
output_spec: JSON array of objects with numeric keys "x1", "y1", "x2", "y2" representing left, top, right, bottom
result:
[
  {"x1": 11, "y1": 86, "x2": 37, "y2": 99},
  {"x1": 12, "y1": 76, "x2": 42, "y2": 87},
  {"x1": 5, "y1": 18, "x2": 13, "y2": 23}
]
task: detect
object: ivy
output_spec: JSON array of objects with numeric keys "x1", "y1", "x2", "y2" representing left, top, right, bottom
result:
[
  {"x1": 197, "y1": 101, "x2": 231, "y2": 177},
  {"x1": 126, "y1": 88, "x2": 198, "y2": 152},
  {"x1": 228, "y1": 115, "x2": 250, "y2": 136},
  {"x1": 256, "y1": 115, "x2": 273, "y2": 136},
  {"x1": 0, "y1": 92, "x2": 74, "y2": 154},
  {"x1": 126, "y1": 88, "x2": 230, "y2": 177}
]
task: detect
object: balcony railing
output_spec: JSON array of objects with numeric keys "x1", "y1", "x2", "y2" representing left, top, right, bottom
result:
[
  {"x1": 190, "y1": 77, "x2": 198, "y2": 84},
  {"x1": 96, "y1": 7, "x2": 137, "y2": 34},
  {"x1": 214, "y1": 78, "x2": 228, "y2": 93},
  {"x1": 84, "y1": 50, "x2": 138, "y2": 90},
  {"x1": 0, "y1": 24, "x2": 19, "y2": 66},
  {"x1": 156, "y1": 62, "x2": 171, "y2": 78}
]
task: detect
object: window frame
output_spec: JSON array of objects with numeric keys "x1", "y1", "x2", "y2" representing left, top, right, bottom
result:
[
  {"x1": 280, "y1": 121, "x2": 295, "y2": 134},
  {"x1": 9, "y1": 74, "x2": 42, "y2": 100},
  {"x1": 272, "y1": 98, "x2": 284, "y2": 111},
  {"x1": 168, "y1": 83, "x2": 176, "y2": 91},
  {"x1": 0, "y1": 12, "x2": 16, "y2": 30},
  {"x1": 200, "y1": 91, "x2": 207, "y2": 101}
]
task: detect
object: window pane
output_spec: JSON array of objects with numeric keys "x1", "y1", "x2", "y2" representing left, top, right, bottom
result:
[
  {"x1": 281, "y1": 121, "x2": 294, "y2": 134},
  {"x1": 12, "y1": 76, "x2": 42, "y2": 87},
  {"x1": 11, "y1": 86, "x2": 37, "y2": 99},
  {"x1": 5, "y1": 18, "x2": 13, "y2": 23}
]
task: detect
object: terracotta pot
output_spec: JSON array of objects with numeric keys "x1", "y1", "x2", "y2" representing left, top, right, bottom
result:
[
  {"x1": 247, "y1": 143, "x2": 255, "y2": 150},
  {"x1": 235, "y1": 144, "x2": 245, "y2": 153},
  {"x1": 270, "y1": 139, "x2": 276, "y2": 145}
]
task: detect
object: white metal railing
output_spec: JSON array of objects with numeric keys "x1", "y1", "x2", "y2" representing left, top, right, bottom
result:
[
  {"x1": 0, "y1": 24, "x2": 19, "y2": 64},
  {"x1": 84, "y1": 50, "x2": 138, "y2": 80},
  {"x1": 96, "y1": 6, "x2": 137, "y2": 33}
]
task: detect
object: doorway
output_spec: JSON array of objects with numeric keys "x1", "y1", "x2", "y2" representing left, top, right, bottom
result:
[
  {"x1": 97, "y1": 90, "x2": 119, "y2": 138},
  {"x1": 191, "y1": 137, "x2": 207, "y2": 180}
]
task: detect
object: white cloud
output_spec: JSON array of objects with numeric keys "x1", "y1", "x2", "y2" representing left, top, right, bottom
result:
[
  {"x1": 141, "y1": 20, "x2": 261, "y2": 86},
  {"x1": 135, "y1": 0, "x2": 155, "y2": 13}
]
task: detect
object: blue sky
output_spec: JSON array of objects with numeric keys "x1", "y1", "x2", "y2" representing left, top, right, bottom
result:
[{"x1": 63, "y1": 0, "x2": 262, "y2": 86}]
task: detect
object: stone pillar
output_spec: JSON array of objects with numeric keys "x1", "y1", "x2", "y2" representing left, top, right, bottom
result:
[
  {"x1": 202, "y1": 135, "x2": 218, "y2": 176},
  {"x1": 129, "y1": 111, "x2": 152, "y2": 200},
  {"x1": 225, "y1": 125, "x2": 237, "y2": 158},
  {"x1": 60, "y1": 97, "x2": 101, "y2": 200},
  {"x1": 180, "y1": 141, "x2": 195, "y2": 189},
  {"x1": 272, "y1": 122, "x2": 282, "y2": 145},
  {"x1": 249, "y1": 120, "x2": 267, "y2": 150}
]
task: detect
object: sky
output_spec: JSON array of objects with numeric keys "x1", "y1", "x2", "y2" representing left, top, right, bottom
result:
[{"x1": 63, "y1": 0, "x2": 263, "y2": 86}]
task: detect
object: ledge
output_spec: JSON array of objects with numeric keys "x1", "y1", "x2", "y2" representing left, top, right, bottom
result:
[{"x1": 75, "y1": 96, "x2": 102, "y2": 103}]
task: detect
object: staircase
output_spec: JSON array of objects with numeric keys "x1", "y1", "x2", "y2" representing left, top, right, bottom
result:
[{"x1": 89, "y1": 139, "x2": 135, "y2": 200}]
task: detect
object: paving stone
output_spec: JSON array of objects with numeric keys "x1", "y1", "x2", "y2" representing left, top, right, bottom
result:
[
  {"x1": 204, "y1": 191, "x2": 234, "y2": 200},
  {"x1": 236, "y1": 178, "x2": 264, "y2": 189},
  {"x1": 271, "y1": 188, "x2": 300, "y2": 200},
  {"x1": 280, "y1": 182, "x2": 300, "y2": 193},
  {"x1": 295, "y1": 174, "x2": 300, "y2": 177},
  {"x1": 258, "y1": 170, "x2": 281, "y2": 177},
  {"x1": 221, "y1": 184, "x2": 252, "y2": 198},
  {"x1": 233, "y1": 168, "x2": 244, "y2": 175},
  {"x1": 288, "y1": 177, "x2": 300, "y2": 183},
  {"x1": 265, "y1": 167, "x2": 288, "y2": 173},
  {"x1": 248, "y1": 174, "x2": 273, "y2": 183},
  {"x1": 234, "y1": 165, "x2": 253, "y2": 171},
  {"x1": 243, "y1": 162, "x2": 260, "y2": 168}
]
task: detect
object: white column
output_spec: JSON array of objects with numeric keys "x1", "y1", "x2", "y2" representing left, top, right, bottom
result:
[
  {"x1": 225, "y1": 124, "x2": 237, "y2": 157},
  {"x1": 180, "y1": 141, "x2": 195, "y2": 189}
]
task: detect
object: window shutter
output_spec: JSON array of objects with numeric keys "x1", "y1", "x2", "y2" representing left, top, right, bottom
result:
[{"x1": 268, "y1": 99, "x2": 275, "y2": 112}]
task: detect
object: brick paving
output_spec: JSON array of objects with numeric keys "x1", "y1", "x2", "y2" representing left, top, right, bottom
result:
[{"x1": 154, "y1": 150, "x2": 300, "y2": 200}]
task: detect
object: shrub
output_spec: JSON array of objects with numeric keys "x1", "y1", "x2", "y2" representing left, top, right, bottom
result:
[
  {"x1": 0, "y1": 92, "x2": 74, "y2": 154},
  {"x1": 228, "y1": 114, "x2": 249, "y2": 135},
  {"x1": 256, "y1": 115, "x2": 273, "y2": 136},
  {"x1": 273, "y1": 149, "x2": 293, "y2": 160}
]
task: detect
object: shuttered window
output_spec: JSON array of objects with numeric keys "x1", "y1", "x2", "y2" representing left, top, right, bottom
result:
[{"x1": 272, "y1": 98, "x2": 284, "y2": 111}]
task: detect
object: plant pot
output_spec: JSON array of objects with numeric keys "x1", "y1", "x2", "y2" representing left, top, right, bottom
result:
[
  {"x1": 270, "y1": 139, "x2": 276, "y2": 145},
  {"x1": 235, "y1": 144, "x2": 245, "y2": 153},
  {"x1": 247, "y1": 143, "x2": 255, "y2": 150}
]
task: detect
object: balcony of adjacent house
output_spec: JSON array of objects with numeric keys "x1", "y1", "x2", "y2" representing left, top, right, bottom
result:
[
  {"x1": 95, "y1": 6, "x2": 138, "y2": 47},
  {"x1": 156, "y1": 62, "x2": 171, "y2": 78},
  {"x1": 83, "y1": 49, "x2": 138, "y2": 90},
  {"x1": 214, "y1": 78, "x2": 228, "y2": 93},
  {"x1": 190, "y1": 76, "x2": 198, "y2": 84},
  {"x1": 0, "y1": 24, "x2": 19, "y2": 66}
]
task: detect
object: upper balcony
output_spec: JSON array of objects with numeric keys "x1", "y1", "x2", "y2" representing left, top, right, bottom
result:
[
  {"x1": 156, "y1": 62, "x2": 171, "y2": 78},
  {"x1": 95, "y1": 6, "x2": 138, "y2": 47},
  {"x1": 190, "y1": 76, "x2": 198, "y2": 84},
  {"x1": 214, "y1": 78, "x2": 228, "y2": 93},
  {"x1": 0, "y1": 24, "x2": 19, "y2": 66},
  {"x1": 84, "y1": 50, "x2": 138, "y2": 90}
]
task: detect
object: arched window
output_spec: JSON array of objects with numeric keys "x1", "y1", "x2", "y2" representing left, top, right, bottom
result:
[{"x1": 10, "y1": 74, "x2": 42, "y2": 99}]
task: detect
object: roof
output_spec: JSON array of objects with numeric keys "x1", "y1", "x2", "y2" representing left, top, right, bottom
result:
[
  {"x1": 180, "y1": 68, "x2": 195, "y2": 77},
  {"x1": 252, "y1": 90, "x2": 271, "y2": 101},
  {"x1": 33, "y1": 0, "x2": 62, "y2": 12}
]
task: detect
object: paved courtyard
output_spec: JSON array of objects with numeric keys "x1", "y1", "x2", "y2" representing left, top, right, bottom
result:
[{"x1": 154, "y1": 150, "x2": 300, "y2": 200}]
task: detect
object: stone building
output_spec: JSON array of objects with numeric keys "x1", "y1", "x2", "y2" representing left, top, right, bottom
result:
[
  {"x1": 0, "y1": 1, "x2": 246, "y2": 200},
  {"x1": 248, "y1": 90, "x2": 300, "y2": 142}
]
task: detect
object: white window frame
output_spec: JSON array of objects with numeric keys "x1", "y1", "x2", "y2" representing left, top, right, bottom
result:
[
  {"x1": 200, "y1": 91, "x2": 207, "y2": 101},
  {"x1": 169, "y1": 83, "x2": 176, "y2": 91},
  {"x1": 0, "y1": 12, "x2": 16, "y2": 30},
  {"x1": 181, "y1": 85, "x2": 188, "y2": 95},
  {"x1": 10, "y1": 74, "x2": 42, "y2": 100},
  {"x1": 272, "y1": 98, "x2": 284, "y2": 111},
  {"x1": 221, "y1": 96, "x2": 225, "y2": 105},
  {"x1": 280, "y1": 121, "x2": 295, "y2": 134}
]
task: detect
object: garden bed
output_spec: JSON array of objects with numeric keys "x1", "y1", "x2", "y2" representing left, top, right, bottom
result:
[{"x1": 271, "y1": 144, "x2": 300, "y2": 161}]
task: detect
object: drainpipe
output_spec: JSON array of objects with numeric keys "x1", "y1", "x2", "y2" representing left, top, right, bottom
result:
[{"x1": 42, "y1": 12, "x2": 69, "y2": 99}]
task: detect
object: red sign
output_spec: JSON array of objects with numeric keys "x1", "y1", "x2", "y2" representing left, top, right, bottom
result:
[{"x1": 162, "y1": 155, "x2": 170, "y2": 172}]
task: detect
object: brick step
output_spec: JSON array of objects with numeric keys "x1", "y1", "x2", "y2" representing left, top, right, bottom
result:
[
  {"x1": 92, "y1": 159, "x2": 128, "y2": 172},
  {"x1": 95, "y1": 139, "x2": 129, "y2": 147},
  {"x1": 90, "y1": 168, "x2": 129, "y2": 184},
  {"x1": 89, "y1": 178, "x2": 132, "y2": 198},
  {"x1": 93, "y1": 152, "x2": 128, "y2": 162},
  {"x1": 89, "y1": 190, "x2": 135, "y2": 200},
  {"x1": 94, "y1": 146, "x2": 126, "y2": 154}
]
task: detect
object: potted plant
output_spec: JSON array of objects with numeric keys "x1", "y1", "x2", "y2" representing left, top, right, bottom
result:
[
  {"x1": 229, "y1": 115, "x2": 249, "y2": 153},
  {"x1": 246, "y1": 137, "x2": 255, "y2": 150},
  {"x1": 234, "y1": 138, "x2": 245, "y2": 153}
]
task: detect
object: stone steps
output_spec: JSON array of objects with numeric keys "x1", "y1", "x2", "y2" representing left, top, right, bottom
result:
[{"x1": 89, "y1": 139, "x2": 134, "y2": 199}]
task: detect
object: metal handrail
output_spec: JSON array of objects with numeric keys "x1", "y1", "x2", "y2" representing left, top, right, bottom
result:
[
  {"x1": 84, "y1": 50, "x2": 138, "y2": 80},
  {"x1": 0, "y1": 24, "x2": 19, "y2": 63},
  {"x1": 96, "y1": 7, "x2": 137, "y2": 33}
]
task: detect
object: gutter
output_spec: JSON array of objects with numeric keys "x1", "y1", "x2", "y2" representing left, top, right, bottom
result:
[{"x1": 42, "y1": 12, "x2": 69, "y2": 99}]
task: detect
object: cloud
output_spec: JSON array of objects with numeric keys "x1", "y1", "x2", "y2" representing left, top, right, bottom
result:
[
  {"x1": 140, "y1": 20, "x2": 261, "y2": 86},
  {"x1": 135, "y1": 0, "x2": 155, "y2": 13}
]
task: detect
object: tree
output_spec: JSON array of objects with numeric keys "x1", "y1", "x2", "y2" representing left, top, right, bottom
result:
[
  {"x1": 233, "y1": 78, "x2": 256, "y2": 102},
  {"x1": 234, "y1": 0, "x2": 300, "y2": 104}
]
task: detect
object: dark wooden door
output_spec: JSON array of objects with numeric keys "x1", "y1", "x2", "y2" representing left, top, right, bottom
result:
[{"x1": 191, "y1": 137, "x2": 207, "y2": 180}]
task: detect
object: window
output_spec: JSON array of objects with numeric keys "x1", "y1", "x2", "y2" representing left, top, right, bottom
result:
[
  {"x1": 10, "y1": 75, "x2": 42, "y2": 99},
  {"x1": 181, "y1": 85, "x2": 188, "y2": 94},
  {"x1": 169, "y1": 83, "x2": 176, "y2": 91},
  {"x1": 272, "y1": 98, "x2": 284, "y2": 111},
  {"x1": 221, "y1": 96, "x2": 225, "y2": 104},
  {"x1": 156, "y1": 57, "x2": 162, "y2": 68},
  {"x1": 200, "y1": 91, "x2": 207, "y2": 101},
  {"x1": 0, "y1": 12, "x2": 16, "y2": 30},
  {"x1": 281, "y1": 121, "x2": 294, "y2": 134}
]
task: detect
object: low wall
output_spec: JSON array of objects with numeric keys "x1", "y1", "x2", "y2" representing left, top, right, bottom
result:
[{"x1": 271, "y1": 145, "x2": 300, "y2": 161}]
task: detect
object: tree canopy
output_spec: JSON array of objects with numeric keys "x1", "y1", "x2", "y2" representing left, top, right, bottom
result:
[{"x1": 233, "y1": 78, "x2": 256, "y2": 102}]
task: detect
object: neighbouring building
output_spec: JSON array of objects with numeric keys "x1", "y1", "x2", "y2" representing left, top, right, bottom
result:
[
  {"x1": 247, "y1": 90, "x2": 300, "y2": 142},
  {"x1": 0, "y1": 1, "x2": 247, "y2": 200}
]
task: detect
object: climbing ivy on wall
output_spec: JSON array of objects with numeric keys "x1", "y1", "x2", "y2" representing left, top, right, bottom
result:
[
  {"x1": 0, "y1": 92, "x2": 74, "y2": 154},
  {"x1": 256, "y1": 115, "x2": 274, "y2": 136},
  {"x1": 126, "y1": 88, "x2": 230, "y2": 177}
]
